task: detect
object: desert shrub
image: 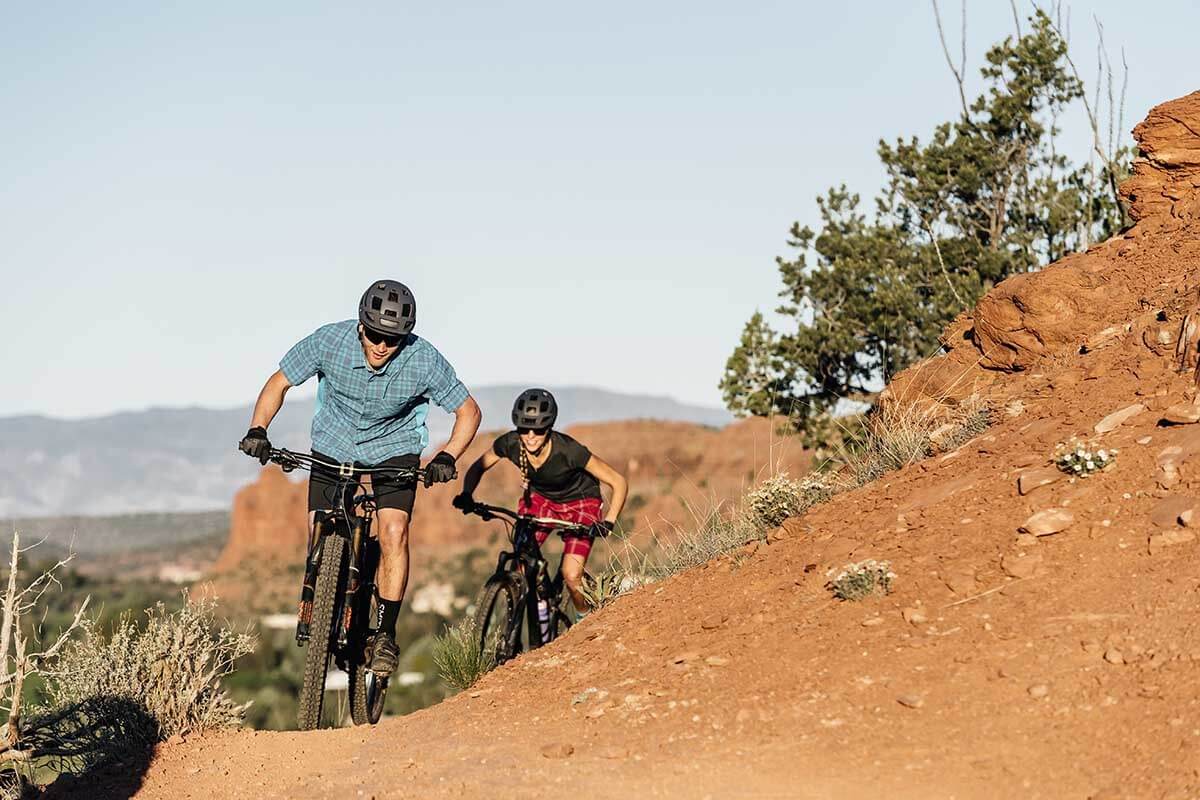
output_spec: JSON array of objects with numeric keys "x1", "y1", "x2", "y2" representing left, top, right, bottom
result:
[
  {"x1": 828, "y1": 560, "x2": 895, "y2": 601},
  {"x1": 1054, "y1": 438, "x2": 1117, "y2": 477},
  {"x1": 745, "y1": 474, "x2": 805, "y2": 528},
  {"x1": 38, "y1": 598, "x2": 255, "y2": 741},
  {"x1": 432, "y1": 617, "x2": 495, "y2": 692}
]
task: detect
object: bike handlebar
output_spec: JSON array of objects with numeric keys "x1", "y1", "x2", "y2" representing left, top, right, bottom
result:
[
  {"x1": 267, "y1": 448, "x2": 436, "y2": 481},
  {"x1": 467, "y1": 502, "x2": 592, "y2": 533}
]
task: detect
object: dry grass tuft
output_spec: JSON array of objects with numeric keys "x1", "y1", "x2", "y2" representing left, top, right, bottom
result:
[{"x1": 432, "y1": 617, "x2": 495, "y2": 692}]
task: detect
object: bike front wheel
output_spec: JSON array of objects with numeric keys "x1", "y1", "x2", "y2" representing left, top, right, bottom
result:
[
  {"x1": 297, "y1": 535, "x2": 347, "y2": 731},
  {"x1": 349, "y1": 659, "x2": 388, "y2": 725},
  {"x1": 472, "y1": 573, "x2": 524, "y2": 667},
  {"x1": 348, "y1": 591, "x2": 389, "y2": 725}
]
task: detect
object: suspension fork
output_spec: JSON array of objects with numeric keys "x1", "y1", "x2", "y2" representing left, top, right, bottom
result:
[
  {"x1": 296, "y1": 512, "x2": 335, "y2": 644},
  {"x1": 338, "y1": 515, "x2": 368, "y2": 648}
]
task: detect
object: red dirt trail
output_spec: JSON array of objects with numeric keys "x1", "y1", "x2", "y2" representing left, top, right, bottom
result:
[{"x1": 77, "y1": 91, "x2": 1200, "y2": 799}]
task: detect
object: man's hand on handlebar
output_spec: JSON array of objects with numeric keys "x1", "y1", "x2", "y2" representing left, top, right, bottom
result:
[
  {"x1": 238, "y1": 426, "x2": 272, "y2": 465},
  {"x1": 423, "y1": 451, "x2": 457, "y2": 488}
]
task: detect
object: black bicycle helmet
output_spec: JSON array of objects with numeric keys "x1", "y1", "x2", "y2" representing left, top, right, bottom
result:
[
  {"x1": 512, "y1": 388, "x2": 558, "y2": 429},
  {"x1": 358, "y1": 280, "x2": 416, "y2": 335}
]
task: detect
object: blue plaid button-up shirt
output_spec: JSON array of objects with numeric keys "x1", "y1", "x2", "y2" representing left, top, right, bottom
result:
[{"x1": 279, "y1": 320, "x2": 469, "y2": 465}]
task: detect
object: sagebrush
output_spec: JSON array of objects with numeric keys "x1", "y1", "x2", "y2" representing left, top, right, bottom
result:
[
  {"x1": 745, "y1": 474, "x2": 806, "y2": 528},
  {"x1": 38, "y1": 598, "x2": 255, "y2": 741}
]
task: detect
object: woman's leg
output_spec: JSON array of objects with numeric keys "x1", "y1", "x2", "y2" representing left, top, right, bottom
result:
[{"x1": 559, "y1": 553, "x2": 588, "y2": 613}]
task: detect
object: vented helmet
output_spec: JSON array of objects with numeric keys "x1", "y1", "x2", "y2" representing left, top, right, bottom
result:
[
  {"x1": 512, "y1": 388, "x2": 558, "y2": 429},
  {"x1": 358, "y1": 280, "x2": 416, "y2": 336}
]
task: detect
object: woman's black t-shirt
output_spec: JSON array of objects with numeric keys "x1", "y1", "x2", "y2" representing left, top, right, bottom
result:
[{"x1": 492, "y1": 430, "x2": 601, "y2": 503}]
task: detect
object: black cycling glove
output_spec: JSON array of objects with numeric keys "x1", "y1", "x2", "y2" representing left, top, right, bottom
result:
[
  {"x1": 238, "y1": 426, "x2": 272, "y2": 465},
  {"x1": 589, "y1": 520, "x2": 615, "y2": 538},
  {"x1": 423, "y1": 451, "x2": 457, "y2": 487},
  {"x1": 452, "y1": 493, "x2": 477, "y2": 514}
]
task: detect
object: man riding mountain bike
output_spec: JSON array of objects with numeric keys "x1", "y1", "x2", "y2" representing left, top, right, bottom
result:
[
  {"x1": 238, "y1": 279, "x2": 481, "y2": 676},
  {"x1": 454, "y1": 388, "x2": 627, "y2": 620}
]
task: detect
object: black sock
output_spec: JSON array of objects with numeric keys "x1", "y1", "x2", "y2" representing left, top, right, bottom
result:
[{"x1": 376, "y1": 597, "x2": 402, "y2": 638}]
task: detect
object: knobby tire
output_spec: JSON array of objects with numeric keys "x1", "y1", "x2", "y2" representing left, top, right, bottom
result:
[
  {"x1": 297, "y1": 535, "x2": 346, "y2": 731},
  {"x1": 349, "y1": 592, "x2": 388, "y2": 725},
  {"x1": 472, "y1": 574, "x2": 524, "y2": 667}
]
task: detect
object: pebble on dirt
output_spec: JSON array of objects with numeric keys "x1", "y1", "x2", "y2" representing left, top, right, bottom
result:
[
  {"x1": 1160, "y1": 403, "x2": 1200, "y2": 425},
  {"x1": 1020, "y1": 508, "x2": 1075, "y2": 536},
  {"x1": 1094, "y1": 403, "x2": 1146, "y2": 433},
  {"x1": 896, "y1": 694, "x2": 924, "y2": 709},
  {"x1": 1017, "y1": 468, "x2": 1061, "y2": 495},
  {"x1": 540, "y1": 743, "x2": 574, "y2": 759}
]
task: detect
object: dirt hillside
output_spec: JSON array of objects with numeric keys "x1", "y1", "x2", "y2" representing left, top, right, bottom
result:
[{"x1": 84, "y1": 90, "x2": 1200, "y2": 799}]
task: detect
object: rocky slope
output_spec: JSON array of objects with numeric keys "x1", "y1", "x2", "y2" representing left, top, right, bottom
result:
[{"x1": 71, "y1": 91, "x2": 1200, "y2": 799}]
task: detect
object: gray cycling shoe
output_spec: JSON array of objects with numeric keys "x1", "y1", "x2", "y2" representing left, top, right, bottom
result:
[{"x1": 369, "y1": 633, "x2": 400, "y2": 676}]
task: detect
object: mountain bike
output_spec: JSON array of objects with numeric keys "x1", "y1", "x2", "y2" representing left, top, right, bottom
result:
[
  {"x1": 266, "y1": 448, "x2": 434, "y2": 730},
  {"x1": 466, "y1": 503, "x2": 591, "y2": 666}
]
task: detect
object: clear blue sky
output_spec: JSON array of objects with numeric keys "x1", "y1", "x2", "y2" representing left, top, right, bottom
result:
[{"x1": 2, "y1": 1, "x2": 1195, "y2": 418}]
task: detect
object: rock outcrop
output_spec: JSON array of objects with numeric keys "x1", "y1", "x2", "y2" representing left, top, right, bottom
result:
[{"x1": 885, "y1": 90, "x2": 1200, "y2": 413}]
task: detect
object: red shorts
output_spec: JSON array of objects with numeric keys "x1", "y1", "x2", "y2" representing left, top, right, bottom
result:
[{"x1": 518, "y1": 492, "x2": 602, "y2": 559}]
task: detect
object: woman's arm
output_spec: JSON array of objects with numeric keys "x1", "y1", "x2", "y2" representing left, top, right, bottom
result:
[
  {"x1": 584, "y1": 455, "x2": 628, "y2": 525},
  {"x1": 459, "y1": 450, "x2": 502, "y2": 499}
]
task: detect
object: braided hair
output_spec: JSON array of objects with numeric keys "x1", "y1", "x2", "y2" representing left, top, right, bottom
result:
[{"x1": 518, "y1": 441, "x2": 533, "y2": 504}]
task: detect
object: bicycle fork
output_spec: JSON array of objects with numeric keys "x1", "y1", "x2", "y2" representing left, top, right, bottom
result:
[
  {"x1": 296, "y1": 513, "x2": 333, "y2": 644},
  {"x1": 338, "y1": 517, "x2": 367, "y2": 649}
]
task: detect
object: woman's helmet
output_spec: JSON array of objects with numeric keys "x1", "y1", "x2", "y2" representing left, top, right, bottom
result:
[
  {"x1": 358, "y1": 280, "x2": 416, "y2": 336},
  {"x1": 512, "y1": 388, "x2": 558, "y2": 429}
]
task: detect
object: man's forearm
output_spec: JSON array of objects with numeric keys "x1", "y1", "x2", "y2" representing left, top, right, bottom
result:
[
  {"x1": 442, "y1": 402, "x2": 482, "y2": 459},
  {"x1": 250, "y1": 371, "x2": 291, "y2": 430},
  {"x1": 442, "y1": 397, "x2": 482, "y2": 460}
]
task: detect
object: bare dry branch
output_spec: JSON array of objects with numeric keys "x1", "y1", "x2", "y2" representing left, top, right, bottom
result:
[{"x1": 932, "y1": 0, "x2": 970, "y2": 118}]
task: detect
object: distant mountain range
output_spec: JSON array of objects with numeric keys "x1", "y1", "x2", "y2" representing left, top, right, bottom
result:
[{"x1": 1, "y1": 387, "x2": 729, "y2": 517}]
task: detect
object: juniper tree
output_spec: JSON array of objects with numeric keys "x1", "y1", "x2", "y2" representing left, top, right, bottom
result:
[{"x1": 722, "y1": 9, "x2": 1129, "y2": 439}]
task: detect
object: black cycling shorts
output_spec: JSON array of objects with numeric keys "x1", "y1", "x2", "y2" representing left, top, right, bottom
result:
[{"x1": 307, "y1": 450, "x2": 420, "y2": 515}]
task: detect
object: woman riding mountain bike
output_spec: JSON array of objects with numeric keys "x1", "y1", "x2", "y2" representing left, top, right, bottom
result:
[{"x1": 454, "y1": 388, "x2": 629, "y2": 620}]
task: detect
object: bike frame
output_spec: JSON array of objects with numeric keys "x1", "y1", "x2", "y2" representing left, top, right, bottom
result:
[
  {"x1": 270, "y1": 449, "x2": 421, "y2": 651},
  {"x1": 474, "y1": 504, "x2": 589, "y2": 649}
]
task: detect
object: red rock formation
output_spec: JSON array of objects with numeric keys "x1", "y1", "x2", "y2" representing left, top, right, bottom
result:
[
  {"x1": 884, "y1": 90, "x2": 1200, "y2": 413},
  {"x1": 215, "y1": 466, "x2": 309, "y2": 572}
]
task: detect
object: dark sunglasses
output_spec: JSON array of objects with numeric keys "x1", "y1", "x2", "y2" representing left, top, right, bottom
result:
[
  {"x1": 361, "y1": 327, "x2": 403, "y2": 347},
  {"x1": 517, "y1": 426, "x2": 549, "y2": 436}
]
